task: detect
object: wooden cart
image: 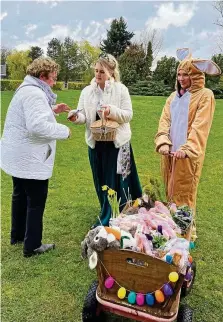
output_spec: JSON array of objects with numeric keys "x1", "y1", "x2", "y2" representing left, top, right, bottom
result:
[
  {"x1": 82, "y1": 158, "x2": 195, "y2": 321},
  {"x1": 82, "y1": 237, "x2": 196, "y2": 322}
]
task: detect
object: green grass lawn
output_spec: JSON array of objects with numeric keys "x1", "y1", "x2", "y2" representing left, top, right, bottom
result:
[{"x1": 1, "y1": 91, "x2": 223, "y2": 322}]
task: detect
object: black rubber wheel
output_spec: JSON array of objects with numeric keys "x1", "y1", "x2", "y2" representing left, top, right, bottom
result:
[
  {"x1": 177, "y1": 304, "x2": 193, "y2": 322},
  {"x1": 82, "y1": 280, "x2": 100, "y2": 322},
  {"x1": 181, "y1": 261, "x2": 196, "y2": 297}
]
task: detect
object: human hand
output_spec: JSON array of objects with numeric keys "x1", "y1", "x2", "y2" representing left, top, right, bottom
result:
[
  {"x1": 171, "y1": 150, "x2": 186, "y2": 159},
  {"x1": 158, "y1": 144, "x2": 170, "y2": 155},
  {"x1": 99, "y1": 105, "x2": 110, "y2": 118},
  {"x1": 53, "y1": 103, "x2": 70, "y2": 114},
  {"x1": 67, "y1": 110, "x2": 78, "y2": 122}
]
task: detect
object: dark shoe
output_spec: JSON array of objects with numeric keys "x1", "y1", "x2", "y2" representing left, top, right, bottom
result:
[
  {"x1": 24, "y1": 243, "x2": 55, "y2": 258},
  {"x1": 10, "y1": 239, "x2": 24, "y2": 245}
]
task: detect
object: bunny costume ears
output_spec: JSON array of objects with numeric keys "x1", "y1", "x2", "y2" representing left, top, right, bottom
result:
[{"x1": 176, "y1": 48, "x2": 221, "y2": 76}]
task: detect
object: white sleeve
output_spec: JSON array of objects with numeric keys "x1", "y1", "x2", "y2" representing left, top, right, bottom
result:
[
  {"x1": 73, "y1": 89, "x2": 86, "y2": 124},
  {"x1": 23, "y1": 91, "x2": 69, "y2": 140},
  {"x1": 107, "y1": 85, "x2": 133, "y2": 124}
]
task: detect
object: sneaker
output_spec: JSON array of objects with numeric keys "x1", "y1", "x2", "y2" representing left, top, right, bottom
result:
[{"x1": 24, "y1": 243, "x2": 55, "y2": 258}]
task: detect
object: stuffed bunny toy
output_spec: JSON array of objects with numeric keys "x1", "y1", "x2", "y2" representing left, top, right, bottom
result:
[{"x1": 81, "y1": 226, "x2": 120, "y2": 269}]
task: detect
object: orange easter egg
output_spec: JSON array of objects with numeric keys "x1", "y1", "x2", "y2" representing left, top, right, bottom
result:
[{"x1": 155, "y1": 290, "x2": 165, "y2": 303}]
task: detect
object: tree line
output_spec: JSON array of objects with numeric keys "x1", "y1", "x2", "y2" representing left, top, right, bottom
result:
[{"x1": 1, "y1": 16, "x2": 222, "y2": 95}]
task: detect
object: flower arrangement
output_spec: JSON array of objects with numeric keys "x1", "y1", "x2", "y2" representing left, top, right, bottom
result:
[{"x1": 102, "y1": 185, "x2": 121, "y2": 218}]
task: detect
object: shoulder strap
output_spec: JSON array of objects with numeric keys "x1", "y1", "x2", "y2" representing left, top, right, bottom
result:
[
  {"x1": 13, "y1": 84, "x2": 52, "y2": 109},
  {"x1": 14, "y1": 84, "x2": 43, "y2": 96}
]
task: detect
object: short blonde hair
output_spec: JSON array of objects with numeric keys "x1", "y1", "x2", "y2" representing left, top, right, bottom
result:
[
  {"x1": 96, "y1": 53, "x2": 120, "y2": 82},
  {"x1": 26, "y1": 57, "x2": 60, "y2": 78}
]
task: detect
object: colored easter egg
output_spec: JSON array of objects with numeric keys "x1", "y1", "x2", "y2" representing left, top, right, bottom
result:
[
  {"x1": 136, "y1": 293, "x2": 145, "y2": 306},
  {"x1": 117, "y1": 287, "x2": 126, "y2": 299},
  {"x1": 185, "y1": 272, "x2": 192, "y2": 281},
  {"x1": 163, "y1": 283, "x2": 173, "y2": 297},
  {"x1": 128, "y1": 291, "x2": 136, "y2": 304},
  {"x1": 146, "y1": 293, "x2": 155, "y2": 306},
  {"x1": 169, "y1": 272, "x2": 179, "y2": 283},
  {"x1": 155, "y1": 290, "x2": 165, "y2": 303},
  {"x1": 104, "y1": 276, "x2": 115, "y2": 289},
  {"x1": 166, "y1": 254, "x2": 173, "y2": 264}
]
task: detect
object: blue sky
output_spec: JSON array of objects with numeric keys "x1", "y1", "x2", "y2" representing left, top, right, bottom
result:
[{"x1": 1, "y1": 1, "x2": 222, "y2": 65}]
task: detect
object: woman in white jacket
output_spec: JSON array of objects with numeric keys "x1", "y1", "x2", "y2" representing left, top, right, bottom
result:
[
  {"x1": 1, "y1": 58, "x2": 71, "y2": 257},
  {"x1": 68, "y1": 53, "x2": 142, "y2": 227}
]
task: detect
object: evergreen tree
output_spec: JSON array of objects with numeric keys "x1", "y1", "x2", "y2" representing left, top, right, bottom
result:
[
  {"x1": 100, "y1": 17, "x2": 134, "y2": 58},
  {"x1": 28, "y1": 46, "x2": 43, "y2": 61}
]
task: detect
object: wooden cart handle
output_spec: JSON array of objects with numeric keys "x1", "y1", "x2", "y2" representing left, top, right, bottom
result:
[{"x1": 168, "y1": 156, "x2": 176, "y2": 203}]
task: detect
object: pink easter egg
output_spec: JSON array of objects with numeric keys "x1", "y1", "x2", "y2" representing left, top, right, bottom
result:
[
  {"x1": 136, "y1": 293, "x2": 145, "y2": 306},
  {"x1": 104, "y1": 276, "x2": 115, "y2": 289}
]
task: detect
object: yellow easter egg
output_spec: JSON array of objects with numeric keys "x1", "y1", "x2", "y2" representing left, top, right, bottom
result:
[
  {"x1": 117, "y1": 287, "x2": 126, "y2": 299},
  {"x1": 155, "y1": 290, "x2": 165, "y2": 303},
  {"x1": 169, "y1": 272, "x2": 179, "y2": 283}
]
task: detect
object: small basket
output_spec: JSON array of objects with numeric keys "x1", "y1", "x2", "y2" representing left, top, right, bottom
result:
[{"x1": 90, "y1": 110, "x2": 119, "y2": 142}]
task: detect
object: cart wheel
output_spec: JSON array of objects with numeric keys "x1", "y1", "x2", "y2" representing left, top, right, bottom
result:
[
  {"x1": 177, "y1": 304, "x2": 193, "y2": 322},
  {"x1": 82, "y1": 280, "x2": 102, "y2": 322},
  {"x1": 181, "y1": 261, "x2": 196, "y2": 297}
]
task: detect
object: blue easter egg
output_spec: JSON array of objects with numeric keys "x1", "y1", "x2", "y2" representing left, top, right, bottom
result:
[
  {"x1": 146, "y1": 293, "x2": 155, "y2": 306},
  {"x1": 190, "y1": 241, "x2": 195, "y2": 249},
  {"x1": 166, "y1": 254, "x2": 173, "y2": 264},
  {"x1": 128, "y1": 291, "x2": 136, "y2": 304}
]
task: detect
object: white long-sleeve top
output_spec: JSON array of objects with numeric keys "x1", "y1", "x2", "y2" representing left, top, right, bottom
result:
[
  {"x1": 72, "y1": 78, "x2": 133, "y2": 149},
  {"x1": 1, "y1": 76, "x2": 69, "y2": 180}
]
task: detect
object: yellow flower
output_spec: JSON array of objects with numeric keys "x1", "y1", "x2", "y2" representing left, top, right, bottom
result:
[
  {"x1": 102, "y1": 185, "x2": 108, "y2": 191},
  {"x1": 133, "y1": 198, "x2": 140, "y2": 207},
  {"x1": 108, "y1": 188, "x2": 115, "y2": 196}
]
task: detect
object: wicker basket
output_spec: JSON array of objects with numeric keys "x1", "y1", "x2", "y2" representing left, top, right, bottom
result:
[{"x1": 90, "y1": 111, "x2": 119, "y2": 142}]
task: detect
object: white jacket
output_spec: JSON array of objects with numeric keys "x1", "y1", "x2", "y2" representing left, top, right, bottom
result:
[
  {"x1": 0, "y1": 76, "x2": 69, "y2": 180},
  {"x1": 72, "y1": 78, "x2": 133, "y2": 148}
]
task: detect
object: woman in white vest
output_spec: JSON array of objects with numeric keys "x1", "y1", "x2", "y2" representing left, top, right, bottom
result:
[
  {"x1": 1, "y1": 57, "x2": 71, "y2": 257},
  {"x1": 68, "y1": 53, "x2": 142, "y2": 227}
]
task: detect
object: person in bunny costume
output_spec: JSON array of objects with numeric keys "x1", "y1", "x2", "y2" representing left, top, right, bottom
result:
[{"x1": 155, "y1": 48, "x2": 221, "y2": 240}]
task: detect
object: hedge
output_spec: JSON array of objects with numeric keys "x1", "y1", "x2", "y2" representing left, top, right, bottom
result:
[
  {"x1": 1, "y1": 79, "x2": 222, "y2": 98},
  {"x1": 0, "y1": 80, "x2": 88, "y2": 91},
  {"x1": 129, "y1": 80, "x2": 173, "y2": 97},
  {"x1": 67, "y1": 82, "x2": 88, "y2": 90},
  {"x1": 1, "y1": 80, "x2": 23, "y2": 91}
]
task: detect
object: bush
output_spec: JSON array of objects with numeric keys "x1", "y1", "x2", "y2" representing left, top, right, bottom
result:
[
  {"x1": 129, "y1": 80, "x2": 172, "y2": 97},
  {"x1": 68, "y1": 82, "x2": 88, "y2": 90},
  {"x1": 206, "y1": 80, "x2": 223, "y2": 99},
  {"x1": 82, "y1": 69, "x2": 94, "y2": 84},
  {"x1": 1, "y1": 80, "x2": 23, "y2": 91},
  {"x1": 52, "y1": 82, "x2": 64, "y2": 91},
  {"x1": 212, "y1": 87, "x2": 223, "y2": 99},
  {"x1": 0, "y1": 80, "x2": 88, "y2": 91}
]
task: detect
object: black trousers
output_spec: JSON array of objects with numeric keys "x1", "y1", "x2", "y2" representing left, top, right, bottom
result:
[{"x1": 11, "y1": 177, "x2": 48, "y2": 252}]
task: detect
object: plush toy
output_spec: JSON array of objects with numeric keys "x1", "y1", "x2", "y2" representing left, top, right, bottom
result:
[
  {"x1": 120, "y1": 230, "x2": 137, "y2": 250},
  {"x1": 81, "y1": 226, "x2": 120, "y2": 269}
]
